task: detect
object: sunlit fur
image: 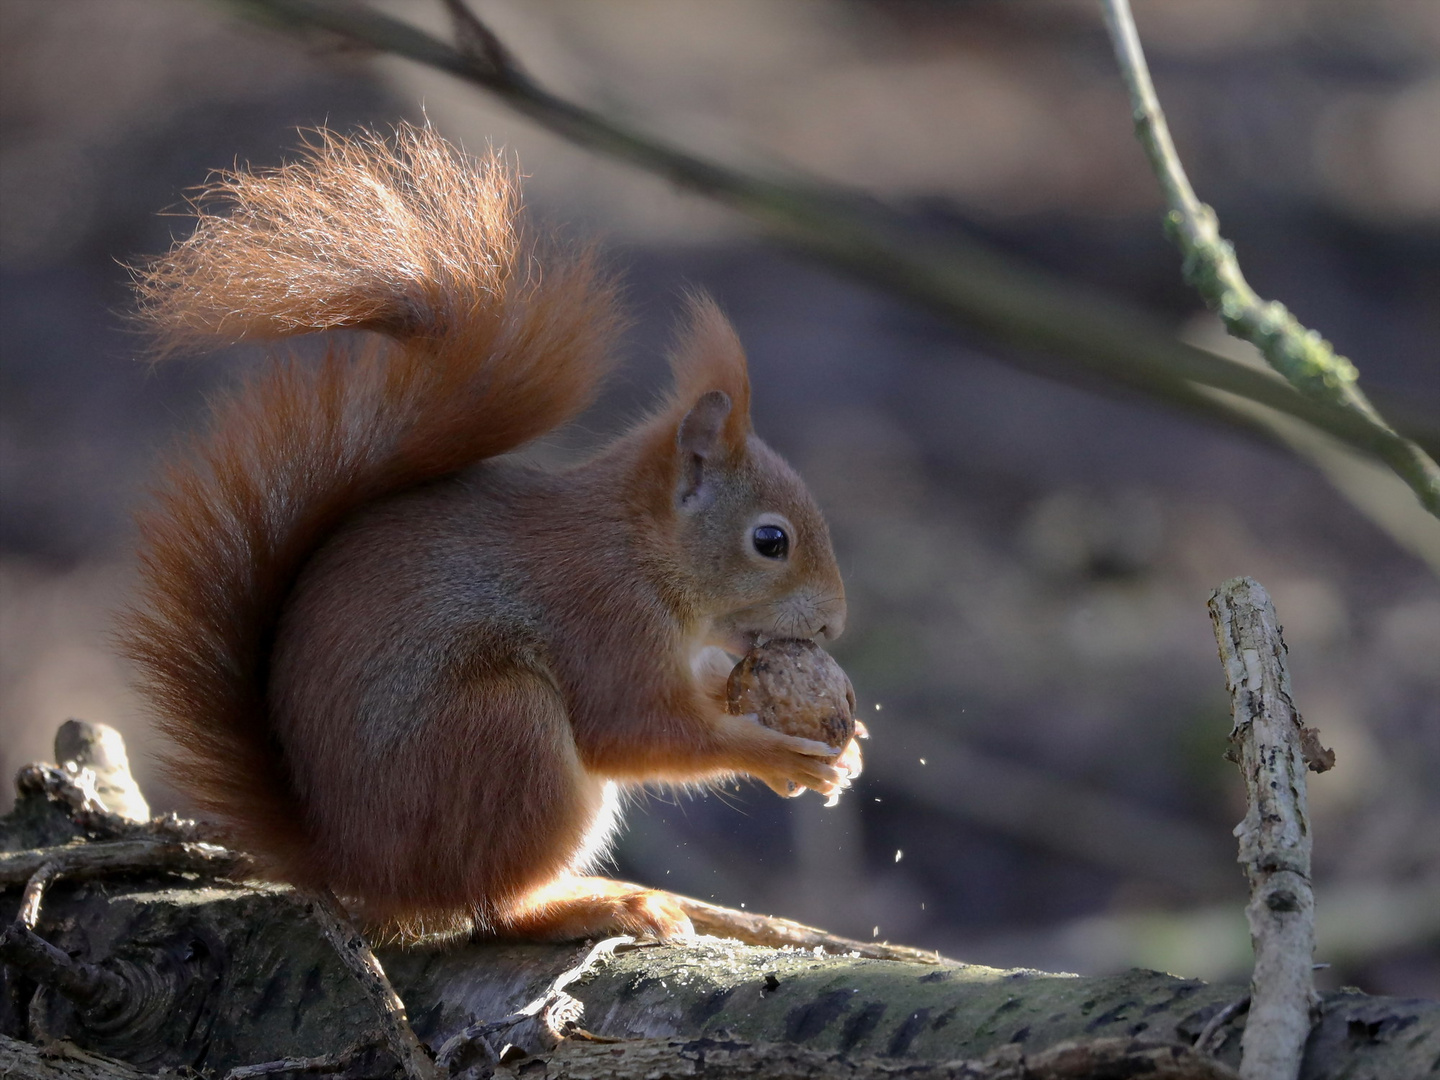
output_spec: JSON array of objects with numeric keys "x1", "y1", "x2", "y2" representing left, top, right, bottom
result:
[
  {"x1": 121, "y1": 126, "x2": 621, "y2": 886},
  {"x1": 120, "y1": 125, "x2": 848, "y2": 940}
]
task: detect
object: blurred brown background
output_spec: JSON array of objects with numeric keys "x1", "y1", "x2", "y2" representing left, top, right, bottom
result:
[{"x1": 2, "y1": 0, "x2": 1437, "y2": 996}]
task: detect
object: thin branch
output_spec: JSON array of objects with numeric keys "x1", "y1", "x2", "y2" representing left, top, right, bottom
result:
[
  {"x1": 1195, "y1": 996, "x2": 1250, "y2": 1058},
  {"x1": 212, "y1": 0, "x2": 1440, "y2": 502},
  {"x1": 1208, "y1": 578, "x2": 1327, "y2": 1080},
  {"x1": 438, "y1": 0, "x2": 524, "y2": 81},
  {"x1": 0, "y1": 870, "x2": 131, "y2": 1019},
  {"x1": 14, "y1": 860, "x2": 59, "y2": 930},
  {"x1": 0, "y1": 838, "x2": 241, "y2": 888},
  {"x1": 1100, "y1": 0, "x2": 1440, "y2": 515}
]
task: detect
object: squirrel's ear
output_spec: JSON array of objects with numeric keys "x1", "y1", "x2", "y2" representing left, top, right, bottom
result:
[
  {"x1": 667, "y1": 293, "x2": 752, "y2": 459},
  {"x1": 676, "y1": 390, "x2": 732, "y2": 507}
]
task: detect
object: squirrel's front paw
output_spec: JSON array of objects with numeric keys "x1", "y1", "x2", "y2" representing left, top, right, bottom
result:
[{"x1": 748, "y1": 723, "x2": 851, "y2": 801}]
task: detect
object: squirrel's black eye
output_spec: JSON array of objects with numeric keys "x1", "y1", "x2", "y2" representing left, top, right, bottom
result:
[{"x1": 752, "y1": 524, "x2": 789, "y2": 559}]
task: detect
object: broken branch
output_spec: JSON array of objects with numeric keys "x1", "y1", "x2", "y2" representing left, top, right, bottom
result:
[{"x1": 1208, "y1": 577, "x2": 1328, "y2": 1080}]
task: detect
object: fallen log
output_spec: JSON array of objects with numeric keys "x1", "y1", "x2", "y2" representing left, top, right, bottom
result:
[{"x1": 3, "y1": 775, "x2": 1435, "y2": 1079}]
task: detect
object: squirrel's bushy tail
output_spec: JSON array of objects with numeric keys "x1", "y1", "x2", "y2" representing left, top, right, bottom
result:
[{"x1": 120, "y1": 125, "x2": 622, "y2": 869}]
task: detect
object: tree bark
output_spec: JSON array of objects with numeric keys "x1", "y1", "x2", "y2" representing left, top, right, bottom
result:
[{"x1": 3, "y1": 810, "x2": 1435, "y2": 1079}]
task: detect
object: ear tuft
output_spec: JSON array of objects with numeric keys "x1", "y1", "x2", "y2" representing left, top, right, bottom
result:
[{"x1": 667, "y1": 293, "x2": 751, "y2": 455}]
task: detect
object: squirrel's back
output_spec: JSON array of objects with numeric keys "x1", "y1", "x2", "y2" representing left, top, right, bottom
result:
[{"x1": 119, "y1": 125, "x2": 624, "y2": 874}]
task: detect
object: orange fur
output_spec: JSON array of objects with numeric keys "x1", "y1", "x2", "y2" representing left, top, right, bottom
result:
[
  {"x1": 122, "y1": 126, "x2": 620, "y2": 874},
  {"x1": 121, "y1": 124, "x2": 850, "y2": 940}
]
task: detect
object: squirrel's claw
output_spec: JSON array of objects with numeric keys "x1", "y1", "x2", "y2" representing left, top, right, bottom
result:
[{"x1": 835, "y1": 735, "x2": 864, "y2": 781}]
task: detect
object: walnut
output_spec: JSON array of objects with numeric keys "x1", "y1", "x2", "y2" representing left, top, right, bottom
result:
[{"x1": 726, "y1": 638, "x2": 856, "y2": 753}]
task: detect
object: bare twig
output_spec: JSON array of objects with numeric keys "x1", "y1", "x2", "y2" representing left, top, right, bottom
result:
[
  {"x1": 1194, "y1": 995, "x2": 1250, "y2": 1057},
  {"x1": 438, "y1": 0, "x2": 523, "y2": 82},
  {"x1": 14, "y1": 860, "x2": 59, "y2": 930},
  {"x1": 2, "y1": 858, "x2": 121, "y2": 1020},
  {"x1": 303, "y1": 887, "x2": 440, "y2": 1080},
  {"x1": 1100, "y1": 0, "x2": 1440, "y2": 515},
  {"x1": 211, "y1": 0, "x2": 1440, "y2": 494},
  {"x1": 1183, "y1": 322, "x2": 1440, "y2": 576},
  {"x1": 0, "y1": 838, "x2": 240, "y2": 888},
  {"x1": 0, "y1": 876, "x2": 130, "y2": 1020},
  {"x1": 1208, "y1": 578, "x2": 1327, "y2": 1080}
]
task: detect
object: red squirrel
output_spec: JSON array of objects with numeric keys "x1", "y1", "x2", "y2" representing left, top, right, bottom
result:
[{"x1": 121, "y1": 125, "x2": 855, "y2": 941}]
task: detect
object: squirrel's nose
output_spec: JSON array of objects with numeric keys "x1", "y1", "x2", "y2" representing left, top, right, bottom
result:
[{"x1": 817, "y1": 599, "x2": 846, "y2": 642}]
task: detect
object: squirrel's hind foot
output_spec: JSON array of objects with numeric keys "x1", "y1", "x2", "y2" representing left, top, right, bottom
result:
[{"x1": 492, "y1": 875, "x2": 694, "y2": 943}]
